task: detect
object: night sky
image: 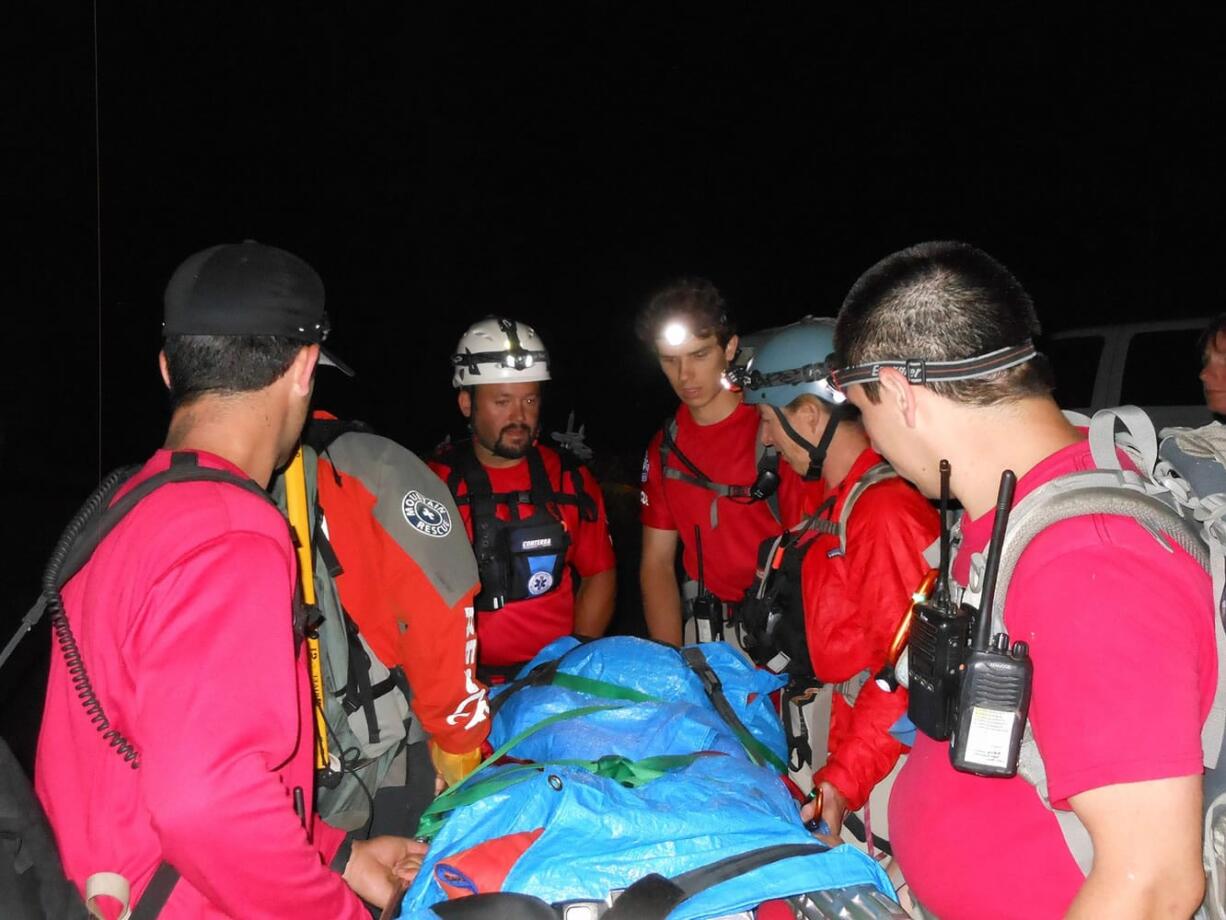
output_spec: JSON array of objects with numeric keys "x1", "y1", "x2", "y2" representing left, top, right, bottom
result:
[{"x1": 2, "y1": 5, "x2": 1223, "y2": 762}]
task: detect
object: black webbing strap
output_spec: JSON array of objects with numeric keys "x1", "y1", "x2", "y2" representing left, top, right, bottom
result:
[
  {"x1": 679, "y1": 647, "x2": 787, "y2": 773},
  {"x1": 604, "y1": 842, "x2": 829, "y2": 920},
  {"x1": 487, "y1": 638, "x2": 594, "y2": 717},
  {"x1": 843, "y1": 812, "x2": 893, "y2": 857},
  {"x1": 58, "y1": 454, "x2": 274, "y2": 590},
  {"x1": 130, "y1": 860, "x2": 181, "y2": 920},
  {"x1": 340, "y1": 613, "x2": 381, "y2": 743},
  {"x1": 556, "y1": 448, "x2": 598, "y2": 522},
  {"x1": 524, "y1": 447, "x2": 559, "y2": 513},
  {"x1": 450, "y1": 445, "x2": 589, "y2": 520}
]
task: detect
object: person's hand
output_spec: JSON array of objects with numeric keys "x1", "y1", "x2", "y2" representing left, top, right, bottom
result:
[
  {"x1": 799, "y1": 782, "x2": 847, "y2": 847},
  {"x1": 429, "y1": 741, "x2": 483, "y2": 788},
  {"x1": 342, "y1": 835, "x2": 428, "y2": 908}
]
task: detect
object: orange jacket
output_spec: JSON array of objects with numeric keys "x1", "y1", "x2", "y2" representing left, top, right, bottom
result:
[
  {"x1": 804, "y1": 448, "x2": 939, "y2": 811},
  {"x1": 313, "y1": 421, "x2": 489, "y2": 754}
]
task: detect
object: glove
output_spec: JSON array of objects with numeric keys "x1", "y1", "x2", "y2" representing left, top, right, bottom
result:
[{"x1": 429, "y1": 741, "x2": 483, "y2": 788}]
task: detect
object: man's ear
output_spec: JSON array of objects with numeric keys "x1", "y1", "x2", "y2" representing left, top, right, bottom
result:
[
  {"x1": 158, "y1": 350, "x2": 171, "y2": 390},
  {"x1": 458, "y1": 388, "x2": 473, "y2": 420},
  {"x1": 877, "y1": 367, "x2": 919, "y2": 428},
  {"x1": 793, "y1": 399, "x2": 824, "y2": 441},
  {"x1": 723, "y1": 334, "x2": 740, "y2": 365},
  {"x1": 289, "y1": 344, "x2": 321, "y2": 396}
]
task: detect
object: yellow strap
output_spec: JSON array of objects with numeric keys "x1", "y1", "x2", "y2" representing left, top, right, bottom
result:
[
  {"x1": 84, "y1": 871, "x2": 131, "y2": 920},
  {"x1": 285, "y1": 447, "x2": 330, "y2": 770}
]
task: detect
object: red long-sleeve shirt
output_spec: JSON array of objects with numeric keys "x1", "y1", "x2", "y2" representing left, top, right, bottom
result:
[
  {"x1": 36, "y1": 450, "x2": 367, "y2": 920},
  {"x1": 804, "y1": 448, "x2": 939, "y2": 811}
]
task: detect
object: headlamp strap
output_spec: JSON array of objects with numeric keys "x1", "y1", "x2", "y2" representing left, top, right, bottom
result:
[{"x1": 835, "y1": 340, "x2": 1038, "y2": 390}]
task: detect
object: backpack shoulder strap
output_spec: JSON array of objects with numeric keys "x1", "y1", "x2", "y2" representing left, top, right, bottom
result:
[
  {"x1": 58, "y1": 453, "x2": 273, "y2": 590},
  {"x1": 835, "y1": 462, "x2": 897, "y2": 553}
]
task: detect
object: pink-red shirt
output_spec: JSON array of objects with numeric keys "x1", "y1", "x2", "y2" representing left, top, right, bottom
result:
[
  {"x1": 890, "y1": 438, "x2": 1216, "y2": 919},
  {"x1": 36, "y1": 450, "x2": 367, "y2": 920}
]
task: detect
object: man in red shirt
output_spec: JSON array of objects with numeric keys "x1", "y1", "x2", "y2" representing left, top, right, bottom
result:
[
  {"x1": 834, "y1": 241, "x2": 1212, "y2": 918},
  {"x1": 429, "y1": 317, "x2": 616, "y2": 679},
  {"x1": 36, "y1": 241, "x2": 420, "y2": 918},
  {"x1": 737, "y1": 317, "x2": 938, "y2": 842},
  {"x1": 637, "y1": 278, "x2": 795, "y2": 646}
]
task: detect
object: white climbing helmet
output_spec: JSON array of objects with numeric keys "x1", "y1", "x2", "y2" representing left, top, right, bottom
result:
[{"x1": 451, "y1": 316, "x2": 552, "y2": 388}]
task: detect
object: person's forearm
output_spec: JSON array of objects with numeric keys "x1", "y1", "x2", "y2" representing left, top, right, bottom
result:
[
  {"x1": 640, "y1": 562, "x2": 683, "y2": 645},
  {"x1": 573, "y1": 569, "x2": 616, "y2": 637},
  {"x1": 1066, "y1": 864, "x2": 1203, "y2": 920}
]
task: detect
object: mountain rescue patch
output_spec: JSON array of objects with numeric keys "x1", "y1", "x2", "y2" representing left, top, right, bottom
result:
[{"x1": 402, "y1": 489, "x2": 452, "y2": 538}]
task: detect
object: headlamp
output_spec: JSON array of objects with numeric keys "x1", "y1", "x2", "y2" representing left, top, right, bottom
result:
[
  {"x1": 662, "y1": 321, "x2": 689, "y2": 347},
  {"x1": 832, "y1": 340, "x2": 1038, "y2": 392},
  {"x1": 731, "y1": 361, "x2": 846, "y2": 405}
]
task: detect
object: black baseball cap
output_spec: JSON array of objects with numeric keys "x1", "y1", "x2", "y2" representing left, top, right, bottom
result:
[{"x1": 163, "y1": 240, "x2": 354, "y2": 376}]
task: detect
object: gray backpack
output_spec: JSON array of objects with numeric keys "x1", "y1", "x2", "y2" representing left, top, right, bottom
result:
[
  {"x1": 272, "y1": 441, "x2": 415, "y2": 832},
  {"x1": 953, "y1": 408, "x2": 1226, "y2": 916}
]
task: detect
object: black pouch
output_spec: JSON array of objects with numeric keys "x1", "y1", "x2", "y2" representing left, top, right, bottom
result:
[{"x1": 506, "y1": 517, "x2": 571, "y2": 601}]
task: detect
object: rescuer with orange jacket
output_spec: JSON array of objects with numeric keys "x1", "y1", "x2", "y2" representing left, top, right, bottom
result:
[{"x1": 733, "y1": 317, "x2": 938, "y2": 841}]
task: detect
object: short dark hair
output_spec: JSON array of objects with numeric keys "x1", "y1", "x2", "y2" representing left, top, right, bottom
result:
[
  {"x1": 1199, "y1": 314, "x2": 1226, "y2": 364},
  {"x1": 834, "y1": 241, "x2": 1053, "y2": 406},
  {"x1": 635, "y1": 277, "x2": 736, "y2": 348},
  {"x1": 163, "y1": 334, "x2": 305, "y2": 410}
]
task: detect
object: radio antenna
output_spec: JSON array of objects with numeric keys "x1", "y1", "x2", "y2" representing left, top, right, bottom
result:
[
  {"x1": 973, "y1": 469, "x2": 1018, "y2": 651},
  {"x1": 934, "y1": 459, "x2": 952, "y2": 603}
]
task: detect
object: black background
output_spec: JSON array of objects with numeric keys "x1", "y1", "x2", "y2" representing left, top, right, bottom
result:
[{"x1": 2, "y1": 4, "x2": 1223, "y2": 765}]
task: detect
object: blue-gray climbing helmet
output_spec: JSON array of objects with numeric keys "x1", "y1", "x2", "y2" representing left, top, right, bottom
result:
[{"x1": 730, "y1": 316, "x2": 847, "y2": 481}]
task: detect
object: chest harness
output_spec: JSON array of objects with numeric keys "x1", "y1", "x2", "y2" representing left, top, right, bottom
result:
[
  {"x1": 446, "y1": 443, "x2": 596, "y2": 613},
  {"x1": 734, "y1": 463, "x2": 897, "y2": 775}
]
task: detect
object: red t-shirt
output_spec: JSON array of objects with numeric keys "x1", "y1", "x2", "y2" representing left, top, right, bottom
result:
[
  {"x1": 890, "y1": 438, "x2": 1216, "y2": 919},
  {"x1": 428, "y1": 444, "x2": 615, "y2": 667},
  {"x1": 640, "y1": 402, "x2": 792, "y2": 602},
  {"x1": 35, "y1": 450, "x2": 365, "y2": 920},
  {"x1": 802, "y1": 448, "x2": 939, "y2": 811}
]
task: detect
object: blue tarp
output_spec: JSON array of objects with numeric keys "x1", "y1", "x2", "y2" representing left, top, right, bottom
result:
[{"x1": 396, "y1": 637, "x2": 895, "y2": 919}]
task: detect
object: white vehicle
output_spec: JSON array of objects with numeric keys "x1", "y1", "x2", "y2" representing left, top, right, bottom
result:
[{"x1": 1045, "y1": 318, "x2": 1212, "y2": 429}]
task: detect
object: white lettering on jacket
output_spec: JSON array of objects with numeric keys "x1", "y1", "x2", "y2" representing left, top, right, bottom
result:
[{"x1": 447, "y1": 605, "x2": 489, "y2": 729}]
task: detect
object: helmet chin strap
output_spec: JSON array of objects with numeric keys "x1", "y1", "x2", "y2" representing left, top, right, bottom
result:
[{"x1": 769, "y1": 403, "x2": 846, "y2": 481}]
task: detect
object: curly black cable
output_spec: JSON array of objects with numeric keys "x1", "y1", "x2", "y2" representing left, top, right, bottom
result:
[{"x1": 43, "y1": 466, "x2": 143, "y2": 769}]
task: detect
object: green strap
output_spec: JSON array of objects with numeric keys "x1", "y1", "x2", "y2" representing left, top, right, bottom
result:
[
  {"x1": 417, "y1": 751, "x2": 715, "y2": 839},
  {"x1": 505, "y1": 667, "x2": 783, "y2": 773},
  {"x1": 417, "y1": 704, "x2": 623, "y2": 837},
  {"x1": 551, "y1": 672, "x2": 660, "y2": 703}
]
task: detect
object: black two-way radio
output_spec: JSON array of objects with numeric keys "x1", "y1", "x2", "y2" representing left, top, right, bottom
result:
[
  {"x1": 950, "y1": 469, "x2": 1033, "y2": 777},
  {"x1": 906, "y1": 460, "x2": 972, "y2": 740},
  {"x1": 691, "y1": 525, "x2": 725, "y2": 642}
]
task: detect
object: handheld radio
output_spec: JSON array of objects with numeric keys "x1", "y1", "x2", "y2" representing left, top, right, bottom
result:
[
  {"x1": 691, "y1": 525, "x2": 724, "y2": 642},
  {"x1": 906, "y1": 460, "x2": 971, "y2": 740},
  {"x1": 950, "y1": 469, "x2": 1033, "y2": 777}
]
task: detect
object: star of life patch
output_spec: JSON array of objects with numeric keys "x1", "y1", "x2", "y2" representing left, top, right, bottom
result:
[
  {"x1": 402, "y1": 490, "x2": 452, "y2": 538},
  {"x1": 527, "y1": 570, "x2": 554, "y2": 595}
]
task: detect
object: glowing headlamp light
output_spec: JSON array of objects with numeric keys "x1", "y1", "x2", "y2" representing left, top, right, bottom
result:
[{"x1": 661, "y1": 321, "x2": 689, "y2": 347}]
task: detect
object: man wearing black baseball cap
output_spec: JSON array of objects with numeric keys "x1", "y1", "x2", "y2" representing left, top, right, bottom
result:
[{"x1": 37, "y1": 241, "x2": 422, "y2": 918}]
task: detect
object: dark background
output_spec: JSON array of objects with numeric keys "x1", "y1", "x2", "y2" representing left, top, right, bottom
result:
[{"x1": 2, "y1": 4, "x2": 1223, "y2": 766}]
